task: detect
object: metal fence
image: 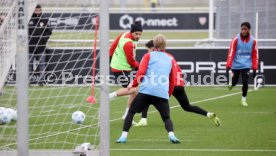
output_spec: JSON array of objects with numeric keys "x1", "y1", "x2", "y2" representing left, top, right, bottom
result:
[{"x1": 215, "y1": 0, "x2": 276, "y2": 46}]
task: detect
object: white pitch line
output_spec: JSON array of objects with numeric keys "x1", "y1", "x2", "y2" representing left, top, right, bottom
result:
[
  {"x1": 110, "y1": 90, "x2": 248, "y2": 122},
  {"x1": 128, "y1": 139, "x2": 198, "y2": 142},
  {"x1": 142, "y1": 90, "x2": 253, "y2": 115},
  {"x1": 0, "y1": 90, "x2": 250, "y2": 149},
  {"x1": 177, "y1": 90, "x2": 252, "y2": 108},
  {"x1": 268, "y1": 140, "x2": 276, "y2": 142},
  {"x1": 231, "y1": 111, "x2": 273, "y2": 114},
  {"x1": 110, "y1": 148, "x2": 276, "y2": 152}
]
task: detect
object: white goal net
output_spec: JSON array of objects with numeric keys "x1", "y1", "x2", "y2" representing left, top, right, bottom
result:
[
  {"x1": 0, "y1": 0, "x2": 102, "y2": 155},
  {"x1": 0, "y1": 0, "x2": 17, "y2": 93}
]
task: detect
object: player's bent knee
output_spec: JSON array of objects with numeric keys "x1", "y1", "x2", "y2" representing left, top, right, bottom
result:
[
  {"x1": 161, "y1": 115, "x2": 170, "y2": 122},
  {"x1": 128, "y1": 108, "x2": 136, "y2": 114},
  {"x1": 181, "y1": 105, "x2": 191, "y2": 111}
]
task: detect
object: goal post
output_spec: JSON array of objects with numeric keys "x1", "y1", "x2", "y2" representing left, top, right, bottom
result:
[
  {"x1": 99, "y1": 0, "x2": 110, "y2": 155},
  {"x1": 17, "y1": 0, "x2": 29, "y2": 156},
  {"x1": 0, "y1": 0, "x2": 109, "y2": 155}
]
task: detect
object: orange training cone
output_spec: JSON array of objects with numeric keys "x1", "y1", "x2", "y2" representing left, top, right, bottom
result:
[{"x1": 86, "y1": 96, "x2": 96, "y2": 104}]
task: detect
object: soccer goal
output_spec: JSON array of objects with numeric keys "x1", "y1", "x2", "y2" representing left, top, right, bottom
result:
[
  {"x1": 0, "y1": 0, "x2": 109, "y2": 156},
  {"x1": 0, "y1": 1, "x2": 17, "y2": 94}
]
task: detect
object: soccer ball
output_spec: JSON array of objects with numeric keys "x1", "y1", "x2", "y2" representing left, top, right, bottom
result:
[
  {"x1": 0, "y1": 108, "x2": 12, "y2": 124},
  {"x1": 0, "y1": 107, "x2": 5, "y2": 114},
  {"x1": 5, "y1": 108, "x2": 17, "y2": 121},
  {"x1": 0, "y1": 107, "x2": 5, "y2": 124},
  {"x1": 72, "y1": 111, "x2": 85, "y2": 124}
]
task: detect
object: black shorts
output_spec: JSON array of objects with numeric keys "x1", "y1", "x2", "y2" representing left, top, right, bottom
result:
[
  {"x1": 130, "y1": 93, "x2": 170, "y2": 116},
  {"x1": 112, "y1": 71, "x2": 134, "y2": 88},
  {"x1": 231, "y1": 68, "x2": 250, "y2": 85}
]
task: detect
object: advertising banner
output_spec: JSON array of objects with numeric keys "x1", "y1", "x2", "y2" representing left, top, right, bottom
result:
[
  {"x1": 44, "y1": 12, "x2": 211, "y2": 30},
  {"x1": 7, "y1": 48, "x2": 275, "y2": 85}
]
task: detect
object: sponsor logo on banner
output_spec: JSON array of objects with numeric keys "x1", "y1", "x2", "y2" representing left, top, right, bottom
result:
[
  {"x1": 91, "y1": 16, "x2": 98, "y2": 25},
  {"x1": 198, "y1": 17, "x2": 207, "y2": 26},
  {"x1": 49, "y1": 17, "x2": 79, "y2": 27},
  {"x1": 44, "y1": 12, "x2": 212, "y2": 30},
  {"x1": 119, "y1": 14, "x2": 178, "y2": 29},
  {"x1": 18, "y1": 0, "x2": 25, "y2": 30},
  {"x1": 119, "y1": 14, "x2": 133, "y2": 29},
  {"x1": 6, "y1": 49, "x2": 276, "y2": 85}
]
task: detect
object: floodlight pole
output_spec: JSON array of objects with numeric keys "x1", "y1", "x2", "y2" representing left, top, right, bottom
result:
[
  {"x1": 209, "y1": 0, "x2": 214, "y2": 40},
  {"x1": 255, "y1": 12, "x2": 259, "y2": 40},
  {"x1": 16, "y1": 0, "x2": 29, "y2": 156}
]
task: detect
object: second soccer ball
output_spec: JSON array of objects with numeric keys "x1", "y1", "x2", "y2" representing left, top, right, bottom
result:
[{"x1": 72, "y1": 111, "x2": 86, "y2": 124}]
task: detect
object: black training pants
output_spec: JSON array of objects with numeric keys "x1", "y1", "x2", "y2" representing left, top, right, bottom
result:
[
  {"x1": 141, "y1": 86, "x2": 207, "y2": 118},
  {"x1": 231, "y1": 69, "x2": 250, "y2": 97},
  {"x1": 123, "y1": 93, "x2": 174, "y2": 132}
]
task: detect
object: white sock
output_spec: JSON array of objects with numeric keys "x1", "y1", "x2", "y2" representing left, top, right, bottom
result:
[
  {"x1": 140, "y1": 118, "x2": 147, "y2": 122},
  {"x1": 121, "y1": 131, "x2": 128, "y2": 138},
  {"x1": 122, "y1": 107, "x2": 129, "y2": 119},
  {"x1": 207, "y1": 112, "x2": 212, "y2": 118},
  {"x1": 109, "y1": 92, "x2": 117, "y2": 99},
  {"x1": 242, "y1": 96, "x2": 246, "y2": 102},
  {"x1": 168, "y1": 131, "x2": 175, "y2": 137}
]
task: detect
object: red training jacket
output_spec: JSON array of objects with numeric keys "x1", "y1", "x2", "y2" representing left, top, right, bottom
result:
[
  {"x1": 132, "y1": 52, "x2": 175, "y2": 96},
  {"x1": 109, "y1": 32, "x2": 139, "y2": 72},
  {"x1": 226, "y1": 34, "x2": 259, "y2": 70}
]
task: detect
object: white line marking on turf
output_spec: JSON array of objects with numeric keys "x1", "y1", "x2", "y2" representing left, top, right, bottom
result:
[
  {"x1": 231, "y1": 111, "x2": 273, "y2": 114},
  {"x1": 110, "y1": 90, "x2": 249, "y2": 122},
  {"x1": 109, "y1": 148, "x2": 276, "y2": 152},
  {"x1": 268, "y1": 140, "x2": 276, "y2": 142},
  {"x1": 129, "y1": 139, "x2": 198, "y2": 142},
  {"x1": 144, "y1": 90, "x2": 253, "y2": 115},
  {"x1": 0, "y1": 90, "x2": 251, "y2": 149}
]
